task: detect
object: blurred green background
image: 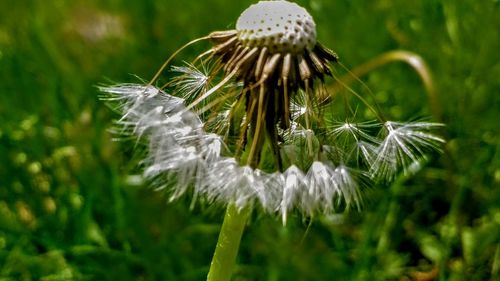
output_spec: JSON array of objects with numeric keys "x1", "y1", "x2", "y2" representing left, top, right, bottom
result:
[{"x1": 0, "y1": 0, "x2": 499, "y2": 280}]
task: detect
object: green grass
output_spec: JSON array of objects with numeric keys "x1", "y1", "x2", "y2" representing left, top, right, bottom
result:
[{"x1": 0, "y1": 0, "x2": 499, "y2": 280}]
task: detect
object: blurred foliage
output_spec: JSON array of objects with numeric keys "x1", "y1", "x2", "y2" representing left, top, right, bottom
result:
[{"x1": 0, "y1": 0, "x2": 499, "y2": 280}]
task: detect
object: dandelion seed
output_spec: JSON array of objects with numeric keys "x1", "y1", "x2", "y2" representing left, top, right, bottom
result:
[
  {"x1": 169, "y1": 62, "x2": 211, "y2": 102},
  {"x1": 326, "y1": 120, "x2": 381, "y2": 163},
  {"x1": 370, "y1": 121, "x2": 445, "y2": 181},
  {"x1": 280, "y1": 165, "x2": 306, "y2": 224},
  {"x1": 329, "y1": 121, "x2": 380, "y2": 144},
  {"x1": 332, "y1": 165, "x2": 362, "y2": 209}
]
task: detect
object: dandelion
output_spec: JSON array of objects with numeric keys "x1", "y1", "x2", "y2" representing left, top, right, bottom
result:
[{"x1": 100, "y1": 1, "x2": 444, "y2": 280}]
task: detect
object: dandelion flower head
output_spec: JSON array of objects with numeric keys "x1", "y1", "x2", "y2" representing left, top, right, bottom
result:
[{"x1": 101, "y1": 0, "x2": 444, "y2": 224}]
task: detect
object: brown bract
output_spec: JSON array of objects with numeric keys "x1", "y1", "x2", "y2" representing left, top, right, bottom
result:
[{"x1": 207, "y1": 30, "x2": 338, "y2": 168}]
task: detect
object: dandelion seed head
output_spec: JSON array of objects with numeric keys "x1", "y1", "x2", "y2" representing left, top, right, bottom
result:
[{"x1": 100, "y1": 1, "x2": 445, "y2": 224}]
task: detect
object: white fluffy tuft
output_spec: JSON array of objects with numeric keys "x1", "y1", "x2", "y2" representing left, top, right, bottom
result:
[{"x1": 101, "y1": 84, "x2": 444, "y2": 224}]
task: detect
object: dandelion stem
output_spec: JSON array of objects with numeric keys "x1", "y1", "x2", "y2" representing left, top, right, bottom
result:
[
  {"x1": 207, "y1": 86, "x2": 264, "y2": 279},
  {"x1": 207, "y1": 205, "x2": 250, "y2": 281}
]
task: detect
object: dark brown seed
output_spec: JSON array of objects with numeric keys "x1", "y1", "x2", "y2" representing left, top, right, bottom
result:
[
  {"x1": 298, "y1": 55, "x2": 311, "y2": 81},
  {"x1": 281, "y1": 53, "x2": 292, "y2": 81},
  {"x1": 313, "y1": 43, "x2": 339, "y2": 62},
  {"x1": 262, "y1": 53, "x2": 282, "y2": 81},
  {"x1": 209, "y1": 30, "x2": 238, "y2": 43},
  {"x1": 213, "y1": 36, "x2": 239, "y2": 55},
  {"x1": 254, "y1": 47, "x2": 268, "y2": 81}
]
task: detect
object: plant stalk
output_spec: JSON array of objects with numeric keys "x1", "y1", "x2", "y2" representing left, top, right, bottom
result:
[
  {"x1": 207, "y1": 204, "x2": 250, "y2": 281},
  {"x1": 207, "y1": 73, "x2": 269, "y2": 281}
]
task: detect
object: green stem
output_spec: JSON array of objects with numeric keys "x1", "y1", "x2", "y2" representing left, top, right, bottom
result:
[{"x1": 207, "y1": 204, "x2": 250, "y2": 281}]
